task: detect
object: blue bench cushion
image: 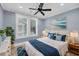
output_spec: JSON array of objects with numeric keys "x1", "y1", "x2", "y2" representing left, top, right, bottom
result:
[{"x1": 17, "y1": 47, "x2": 28, "y2": 56}]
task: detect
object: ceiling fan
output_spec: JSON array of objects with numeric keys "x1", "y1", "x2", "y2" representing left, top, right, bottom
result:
[{"x1": 29, "y1": 3, "x2": 52, "y2": 16}]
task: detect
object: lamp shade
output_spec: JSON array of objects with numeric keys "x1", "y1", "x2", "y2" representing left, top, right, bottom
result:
[
  {"x1": 42, "y1": 30, "x2": 48, "y2": 37},
  {"x1": 70, "y1": 32, "x2": 78, "y2": 38},
  {"x1": 42, "y1": 31, "x2": 46, "y2": 34}
]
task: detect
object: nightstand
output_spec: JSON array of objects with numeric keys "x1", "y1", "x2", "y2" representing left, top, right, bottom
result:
[{"x1": 68, "y1": 43, "x2": 79, "y2": 55}]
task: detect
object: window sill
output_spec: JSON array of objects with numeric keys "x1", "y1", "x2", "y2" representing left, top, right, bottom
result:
[{"x1": 15, "y1": 35, "x2": 38, "y2": 39}]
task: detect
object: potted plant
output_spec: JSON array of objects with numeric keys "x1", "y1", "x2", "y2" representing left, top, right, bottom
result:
[
  {"x1": 0, "y1": 30, "x2": 4, "y2": 36},
  {"x1": 5, "y1": 27, "x2": 15, "y2": 44}
]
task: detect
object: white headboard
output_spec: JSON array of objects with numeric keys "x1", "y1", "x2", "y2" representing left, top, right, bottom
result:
[{"x1": 47, "y1": 29, "x2": 68, "y2": 35}]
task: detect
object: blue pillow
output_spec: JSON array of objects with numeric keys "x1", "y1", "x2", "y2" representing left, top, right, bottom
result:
[
  {"x1": 61, "y1": 35, "x2": 66, "y2": 41},
  {"x1": 48, "y1": 32, "x2": 56, "y2": 40},
  {"x1": 54, "y1": 34, "x2": 66, "y2": 41}
]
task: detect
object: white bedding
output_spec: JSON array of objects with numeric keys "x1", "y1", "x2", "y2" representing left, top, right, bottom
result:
[{"x1": 25, "y1": 37, "x2": 68, "y2": 56}]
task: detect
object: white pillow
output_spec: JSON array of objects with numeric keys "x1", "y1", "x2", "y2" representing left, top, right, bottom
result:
[{"x1": 55, "y1": 35, "x2": 62, "y2": 41}]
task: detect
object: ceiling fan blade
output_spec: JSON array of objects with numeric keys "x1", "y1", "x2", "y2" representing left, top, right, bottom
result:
[
  {"x1": 42, "y1": 9, "x2": 51, "y2": 11},
  {"x1": 39, "y1": 3, "x2": 44, "y2": 9},
  {"x1": 40, "y1": 11, "x2": 45, "y2": 16},
  {"x1": 34, "y1": 11, "x2": 39, "y2": 15},
  {"x1": 29, "y1": 8, "x2": 38, "y2": 10}
]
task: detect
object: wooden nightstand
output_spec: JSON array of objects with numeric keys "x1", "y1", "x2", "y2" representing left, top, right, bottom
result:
[{"x1": 68, "y1": 43, "x2": 79, "y2": 55}]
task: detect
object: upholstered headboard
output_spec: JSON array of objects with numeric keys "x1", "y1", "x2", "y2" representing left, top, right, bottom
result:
[{"x1": 47, "y1": 29, "x2": 68, "y2": 35}]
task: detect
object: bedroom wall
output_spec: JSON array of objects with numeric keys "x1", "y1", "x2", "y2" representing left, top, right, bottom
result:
[
  {"x1": 43, "y1": 8, "x2": 79, "y2": 43},
  {"x1": 44, "y1": 8, "x2": 79, "y2": 32},
  {"x1": 3, "y1": 10, "x2": 44, "y2": 43},
  {"x1": 0, "y1": 5, "x2": 3, "y2": 29},
  {"x1": 3, "y1": 10, "x2": 16, "y2": 31}
]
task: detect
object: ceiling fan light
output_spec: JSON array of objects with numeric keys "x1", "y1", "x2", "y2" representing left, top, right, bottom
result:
[
  {"x1": 60, "y1": 3, "x2": 64, "y2": 6},
  {"x1": 19, "y1": 6, "x2": 23, "y2": 8}
]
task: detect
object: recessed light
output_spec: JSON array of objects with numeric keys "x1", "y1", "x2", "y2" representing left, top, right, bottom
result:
[
  {"x1": 60, "y1": 3, "x2": 64, "y2": 6},
  {"x1": 19, "y1": 6, "x2": 23, "y2": 8}
]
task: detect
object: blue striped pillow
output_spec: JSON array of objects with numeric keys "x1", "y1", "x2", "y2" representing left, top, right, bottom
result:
[{"x1": 48, "y1": 33, "x2": 56, "y2": 40}]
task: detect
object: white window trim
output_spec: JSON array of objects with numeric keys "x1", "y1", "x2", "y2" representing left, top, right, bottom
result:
[
  {"x1": 15, "y1": 14, "x2": 28, "y2": 39},
  {"x1": 28, "y1": 18, "x2": 38, "y2": 36},
  {"x1": 15, "y1": 14, "x2": 38, "y2": 39}
]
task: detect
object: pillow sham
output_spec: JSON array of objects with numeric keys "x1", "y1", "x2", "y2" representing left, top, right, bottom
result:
[
  {"x1": 54, "y1": 34, "x2": 66, "y2": 41},
  {"x1": 48, "y1": 32, "x2": 56, "y2": 40}
]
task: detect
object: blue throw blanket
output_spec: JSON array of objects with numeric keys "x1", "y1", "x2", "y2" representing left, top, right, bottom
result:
[{"x1": 29, "y1": 39, "x2": 60, "y2": 56}]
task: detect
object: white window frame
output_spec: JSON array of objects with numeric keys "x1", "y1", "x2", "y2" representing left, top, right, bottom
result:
[
  {"x1": 15, "y1": 14, "x2": 38, "y2": 39},
  {"x1": 28, "y1": 18, "x2": 38, "y2": 37},
  {"x1": 16, "y1": 14, "x2": 28, "y2": 39}
]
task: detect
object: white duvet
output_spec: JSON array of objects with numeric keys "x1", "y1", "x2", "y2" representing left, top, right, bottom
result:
[{"x1": 25, "y1": 37, "x2": 68, "y2": 56}]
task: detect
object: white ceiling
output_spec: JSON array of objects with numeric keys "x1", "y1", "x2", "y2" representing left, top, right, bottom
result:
[{"x1": 1, "y1": 3, "x2": 79, "y2": 19}]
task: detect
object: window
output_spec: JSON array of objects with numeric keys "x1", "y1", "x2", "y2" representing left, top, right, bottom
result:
[
  {"x1": 16, "y1": 14, "x2": 38, "y2": 39},
  {"x1": 16, "y1": 14, "x2": 27, "y2": 39},
  {"x1": 29, "y1": 19, "x2": 38, "y2": 36},
  {"x1": 18, "y1": 18, "x2": 27, "y2": 36}
]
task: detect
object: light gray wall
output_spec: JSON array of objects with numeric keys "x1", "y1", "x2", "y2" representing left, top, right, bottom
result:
[
  {"x1": 0, "y1": 5, "x2": 3, "y2": 29},
  {"x1": 44, "y1": 8, "x2": 79, "y2": 32},
  {"x1": 3, "y1": 10, "x2": 16, "y2": 30},
  {"x1": 67, "y1": 8, "x2": 79, "y2": 32},
  {"x1": 38, "y1": 19, "x2": 45, "y2": 37}
]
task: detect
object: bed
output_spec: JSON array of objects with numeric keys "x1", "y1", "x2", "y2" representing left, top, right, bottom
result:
[
  {"x1": 16, "y1": 30, "x2": 68, "y2": 56},
  {"x1": 24, "y1": 37, "x2": 68, "y2": 56}
]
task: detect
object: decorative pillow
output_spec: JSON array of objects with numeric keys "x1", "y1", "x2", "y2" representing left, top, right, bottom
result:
[
  {"x1": 61, "y1": 35, "x2": 66, "y2": 41},
  {"x1": 54, "y1": 34, "x2": 66, "y2": 41},
  {"x1": 48, "y1": 32, "x2": 56, "y2": 40},
  {"x1": 54, "y1": 35, "x2": 62, "y2": 41},
  {"x1": 17, "y1": 47, "x2": 28, "y2": 56}
]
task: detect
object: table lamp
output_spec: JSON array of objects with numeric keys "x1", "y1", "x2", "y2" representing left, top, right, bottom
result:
[
  {"x1": 42, "y1": 30, "x2": 47, "y2": 37},
  {"x1": 69, "y1": 32, "x2": 78, "y2": 43}
]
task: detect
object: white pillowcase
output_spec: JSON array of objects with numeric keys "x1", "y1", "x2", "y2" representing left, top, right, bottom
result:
[{"x1": 55, "y1": 35, "x2": 62, "y2": 41}]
